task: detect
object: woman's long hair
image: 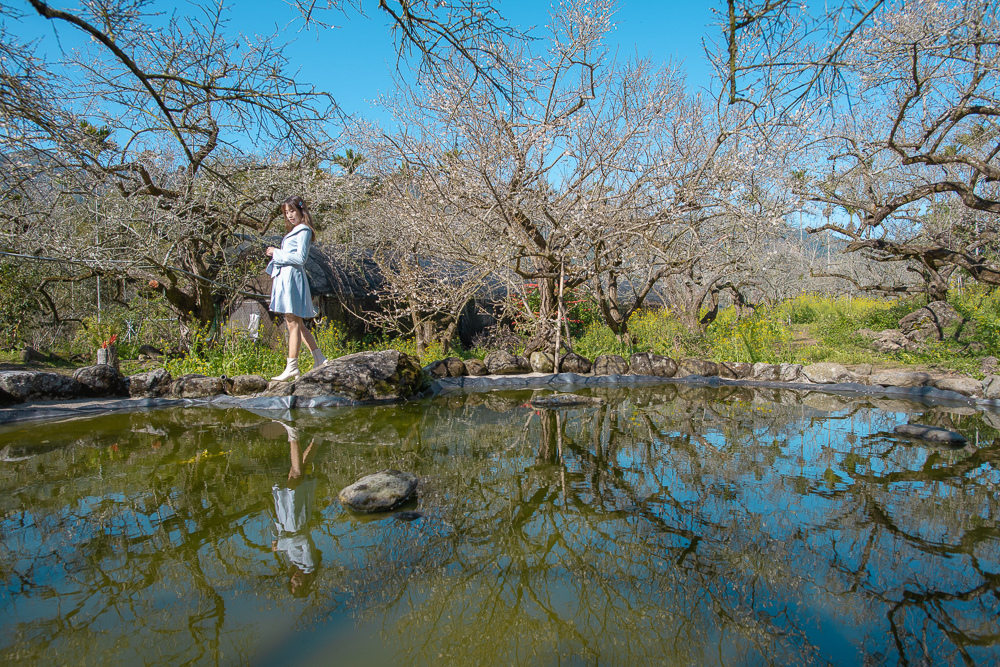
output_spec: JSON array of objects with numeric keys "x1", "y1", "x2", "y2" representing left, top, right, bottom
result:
[{"x1": 282, "y1": 195, "x2": 315, "y2": 234}]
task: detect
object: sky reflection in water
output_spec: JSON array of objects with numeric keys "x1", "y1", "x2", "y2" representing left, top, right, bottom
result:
[{"x1": 1, "y1": 384, "x2": 998, "y2": 666}]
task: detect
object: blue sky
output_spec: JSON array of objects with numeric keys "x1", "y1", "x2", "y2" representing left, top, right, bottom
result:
[{"x1": 17, "y1": 1, "x2": 723, "y2": 123}]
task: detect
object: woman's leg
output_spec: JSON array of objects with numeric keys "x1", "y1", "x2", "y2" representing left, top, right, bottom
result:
[
  {"x1": 273, "y1": 315, "x2": 304, "y2": 381},
  {"x1": 299, "y1": 324, "x2": 319, "y2": 353},
  {"x1": 287, "y1": 314, "x2": 326, "y2": 369},
  {"x1": 286, "y1": 314, "x2": 303, "y2": 358}
]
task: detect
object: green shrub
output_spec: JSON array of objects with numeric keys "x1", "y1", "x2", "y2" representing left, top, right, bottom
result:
[
  {"x1": 574, "y1": 322, "x2": 632, "y2": 360},
  {"x1": 165, "y1": 320, "x2": 286, "y2": 377},
  {"x1": 630, "y1": 307, "x2": 696, "y2": 357},
  {"x1": 950, "y1": 287, "x2": 1000, "y2": 355},
  {"x1": 0, "y1": 260, "x2": 39, "y2": 350},
  {"x1": 705, "y1": 307, "x2": 792, "y2": 364}
]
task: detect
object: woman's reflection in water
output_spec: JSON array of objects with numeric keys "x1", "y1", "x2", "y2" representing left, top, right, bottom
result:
[{"x1": 269, "y1": 421, "x2": 322, "y2": 597}]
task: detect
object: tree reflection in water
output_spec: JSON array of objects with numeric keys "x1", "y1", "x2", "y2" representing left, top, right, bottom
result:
[{"x1": 0, "y1": 387, "x2": 998, "y2": 665}]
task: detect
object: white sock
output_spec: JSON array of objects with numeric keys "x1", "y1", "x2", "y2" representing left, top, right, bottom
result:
[{"x1": 312, "y1": 349, "x2": 327, "y2": 365}]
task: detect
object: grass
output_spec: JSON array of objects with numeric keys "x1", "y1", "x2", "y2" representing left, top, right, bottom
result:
[
  {"x1": 538, "y1": 291, "x2": 996, "y2": 377},
  {"x1": 6, "y1": 289, "x2": 1000, "y2": 380}
]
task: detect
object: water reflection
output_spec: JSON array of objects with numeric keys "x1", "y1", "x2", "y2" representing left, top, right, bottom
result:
[
  {"x1": 265, "y1": 421, "x2": 322, "y2": 597},
  {"x1": 0, "y1": 387, "x2": 997, "y2": 665}
]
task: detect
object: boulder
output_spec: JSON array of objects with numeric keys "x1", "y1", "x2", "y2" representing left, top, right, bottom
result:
[
  {"x1": 984, "y1": 375, "x2": 1000, "y2": 400},
  {"x1": 853, "y1": 363, "x2": 873, "y2": 377},
  {"x1": 424, "y1": 360, "x2": 450, "y2": 379},
  {"x1": 933, "y1": 376, "x2": 982, "y2": 398},
  {"x1": 558, "y1": 352, "x2": 592, "y2": 374},
  {"x1": 869, "y1": 370, "x2": 933, "y2": 387},
  {"x1": 778, "y1": 363, "x2": 804, "y2": 382},
  {"x1": 677, "y1": 359, "x2": 718, "y2": 377},
  {"x1": 484, "y1": 350, "x2": 531, "y2": 375},
  {"x1": 128, "y1": 368, "x2": 173, "y2": 398},
  {"x1": 261, "y1": 380, "x2": 295, "y2": 397},
  {"x1": 0, "y1": 371, "x2": 84, "y2": 402},
  {"x1": 752, "y1": 363, "x2": 780, "y2": 381},
  {"x1": 593, "y1": 354, "x2": 629, "y2": 376},
  {"x1": 338, "y1": 469, "x2": 418, "y2": 513},
  {"x1": 529, "y1": 351, "x2": 554, "y2": 373},
  {"x1": 230, "y1": 374, "x2": 269, "y2": 396},
  {"x1": 19, "y1": 346, "x2": 48, "y2": 363},
  {"x1": 444, "y1": 357, "x2": 467, "y2": 377},
  {"x1": 719, "y1": 362, "x2": 752, "y2": 379},
  {"x1": 172, "y1": 374, "x2": 227, "y2": 398},
  {"x1": 138, "y1": 344, "x2": 164, "y2": 359},
  {"x1": 72, "y1": 364, "x2": 128, "y2": 398},
  {"x1": 899, "y1": 301, "x2": 962, "y2": 341},
  {"x1": 802, "y1": 363, "x2": 856, "y2": 384},
  {"x1": 630, "y1": 353, "x2": 678, "y2": 377},
  {"x1": 293, "y1": 350, "x2": 424, "y2": 402},
  {"x1": 463, "y1": 358, "x2": 489, "y2": 376},
  {"x1": 894, "y1": 424, "x2": 967, "y2": 447},
  {"x1": 871, "y1": 329, "x2": 920, "y2": 353},
  {"x1": 981, "y1": 356, "x2": 999, "y2": 376}
]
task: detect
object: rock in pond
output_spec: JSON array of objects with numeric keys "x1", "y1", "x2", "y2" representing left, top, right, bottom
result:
[
  {"x1": 802, "y1": 362, "x2": 856, "y2": 384},
  {"x1": 339, "y1": 470, "x2": 418, "y2": 513},
  {"x1": 424, "y1": 359, "x2": 450, "y2": 379},
  {"x1": 558, "y1": 352, "x2": 592, "y2": 374},
  {"x1": 172, "y1": 374, "x2": 227, "y2": 398},
  {"x1": 870, "y1": 370, "x2": 932, "y2": 388},
  {"x1": 719, "y1": 362, "x2": 752, "y2": 379},
  {"x1": 73, "y1": 364, "x2": 129, "y2": 397},
  {"x1": 984, "y1": 375, "x2": 1000, "y2": 400},
  {"x1": 444, "y1": 357, "x2": 466, "y2": 377},
  {"x1": 529, "y1": 351, "x2": 555, "y2": 373},
  {"x1": 294, "y1": 350, "x2": 424, "y2": 402},
  {"x1": 778, "y1": 363, "x2": 805, "y2": 383},
  {"x1": 129, "y1": 368, "x2": 173, "y2": 398},
  {"x1": 426, "y1": 357, "x2": 468, "y2": 378},
  {"x1": 463, "y1": 358, "x2": 489, "y2": 376},
  {"x1": 0, "y1": 371, "x2": 84, "y2": 402},
  {"x1": 230, "y1": 374, "x2": 269, "y2": 396},
  {"x1": 752, "y1": 363, "x2": 780, "y2": 381},
  {"x1": 593, "y1": 354, "x2": 629, "y2": 376},
  {"x1": 484, "y1": 350, "x2": 531, "y2": 375},
  {"x1": 894, "y1": 424, "x2": 968, "y2": 447},
  {"x1": 677, "y1": 359, "x2": 719, "y2": 378},
  {"x1": 932, "y1": 376, "x2": 983, "y2": 398},
  {"x1": 529, "y1": 392, "x2": 605, "y2": 409},
  {"x1": 0, "y1": 386, "x2": 16, "y2": 407},
  {"x1": 629, "y1": 353, "x2": 677, "y2": 377}
]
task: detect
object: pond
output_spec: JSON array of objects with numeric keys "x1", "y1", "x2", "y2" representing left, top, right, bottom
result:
[{"x1": 1, "y1": 385, "x2": 998, "y2": 666}]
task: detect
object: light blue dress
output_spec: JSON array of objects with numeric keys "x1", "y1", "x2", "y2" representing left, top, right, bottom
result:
[{"x1": 267, "y1": 224, "x2": 317, "y2": 318}]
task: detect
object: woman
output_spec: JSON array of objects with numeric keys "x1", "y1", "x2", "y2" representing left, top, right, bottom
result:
[{"x1": 266, "y1": 195, "x2": 327, "y2": 381}]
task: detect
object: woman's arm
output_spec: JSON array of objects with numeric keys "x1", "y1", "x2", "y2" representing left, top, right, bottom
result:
[{"x1": 269, "y1": 227, "x2": 312, "y2": 266}]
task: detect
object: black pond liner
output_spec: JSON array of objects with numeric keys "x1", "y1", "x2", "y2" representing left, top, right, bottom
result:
[{"x1": 1, "y1": 372, "x2": 998, "y2": 427}]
